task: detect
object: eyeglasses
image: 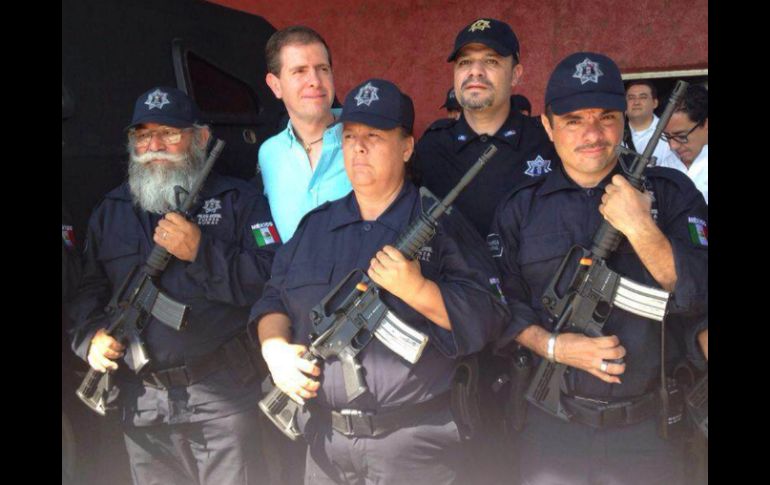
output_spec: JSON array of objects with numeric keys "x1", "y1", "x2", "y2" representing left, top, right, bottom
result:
[
  {"x1": 129, "y1": 128, "x2": 191, "y2": 148},
  {"x1": 660, "y1": 121, "x2": 703, "y2": 144}
]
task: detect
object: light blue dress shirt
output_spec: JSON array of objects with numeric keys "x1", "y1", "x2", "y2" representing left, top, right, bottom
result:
[{"x1": 258, "y1": 108, "x2": 352, "y2": 241}]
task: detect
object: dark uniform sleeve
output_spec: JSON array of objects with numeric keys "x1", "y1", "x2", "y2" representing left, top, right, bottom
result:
[
  {"x1": 487, "y1": 191, "x2": 541, "y2": 352},
  {"x1": 67, "y1": 203, "x2": 114, "y2": 361},
  {"x1": 650, "y1": 169, "x2": 708, "y2": 317},
  {"x1": 426, "y1": 210, "x2": 510, "y2": 358},
  {"x1": 246, "y1": 219, "x2": 305, "y2": 342},
  {"x1": 185, "y1": 191, "x2": 277, "y2": 308}
]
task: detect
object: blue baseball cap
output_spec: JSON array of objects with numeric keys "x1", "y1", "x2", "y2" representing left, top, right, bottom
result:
[
  {"x1": 447, "y1": 18, "x2": 520, "y2": 62},
  {"x1": 334, "y1": 79, "x2": 415, "y2": 134},
  {"x1": 127, "y1": 86, "x2": 201, "y2": 130},
  {"x1": 545, "y1": 52, "x2": 626, "y2": 115}
]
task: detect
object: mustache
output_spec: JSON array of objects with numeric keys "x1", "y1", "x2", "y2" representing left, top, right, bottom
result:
[
  {"x1": 461, "y1": 77, "x2": 494, "y2": 90},
  {"x1": 131, "y1": 150, "x2": 187, "y2": 164},
  {"x1": 575, "y1": 141, "x2": 612, "y2": 151}
]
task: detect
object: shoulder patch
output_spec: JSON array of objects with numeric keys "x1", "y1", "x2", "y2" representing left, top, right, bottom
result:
[
  {"x1": 251, "y1": 221, "x2": 281, "y2": 246},
  {"x1": 687, "y1": 217, "x2": 708, "y2": 247}
]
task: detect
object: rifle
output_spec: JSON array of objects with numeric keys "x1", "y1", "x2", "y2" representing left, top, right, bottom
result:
[
  {"x1": 259, "y1": 145, "x2": 499, "y2": 440},
  {"x1": 525, "y1": 81, "x2": 689, "y2": 420},
  {"x1": 76, "y1": 139, "x2": 226, "y2": 415}
]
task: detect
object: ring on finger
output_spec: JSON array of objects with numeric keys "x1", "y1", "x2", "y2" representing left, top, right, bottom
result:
[{"x1": 599, "y1": 361, "x2": 609, "y2": 373}]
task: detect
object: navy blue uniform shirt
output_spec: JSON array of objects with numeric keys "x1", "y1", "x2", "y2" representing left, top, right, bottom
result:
[
  {"x1": 250, "y1": 181, "x2": 509, "y2": 412},
  {"x1": 413, "y1": 109, "x2": 559, "y2": 237},
  {"x1": 489, "y1": 163, "x2": 708, "y2": 399},
  {"x1": 68, "y1": 172, "x2": 278, "y2": 425}
]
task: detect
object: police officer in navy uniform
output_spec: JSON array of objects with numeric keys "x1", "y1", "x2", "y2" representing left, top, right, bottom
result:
[
  {"x1": 250, "y1": 79, "x2": 509, "y2": 485},
  {"x1": 489, "y1": 53, "x2": 708, "y2": 484},
  {"x1": 68, "y1": 87, "x2": 279, "y2": 485},
  {"x1": 413, "y1": 18, "x2": 558, "y2": 238}
]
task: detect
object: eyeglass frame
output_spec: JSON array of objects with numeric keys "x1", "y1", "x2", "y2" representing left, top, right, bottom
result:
[
  {"x1": 128, "y1": 127, "x2": 193, "y2": 148},
  {"x1": 660, "y1": 119, "x2": 705, "y2": 144}
]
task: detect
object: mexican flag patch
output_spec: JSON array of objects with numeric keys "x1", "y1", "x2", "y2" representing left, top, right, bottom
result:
[
  {"x1": 62, "y1": 224, "x2": 76, "y2": 249},
  {"x1": 252, "y1": 222, "x2": 281, "y2": 247},
  {"x1": 687, "y1": 217, "x2": 708, "y2": 247}
]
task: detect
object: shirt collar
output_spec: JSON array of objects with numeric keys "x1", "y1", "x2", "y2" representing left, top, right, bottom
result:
[
  {"x1": 540, "y1": 160, "x2": 624, "y2": 196},
  {"x1": 692, "y1": 144, "x2": 708, "y2": 165},
  {"x1": 451, "y1": 108, "x2": 524, "y2": 152},
  {"x1": 285, "y1": 107, "x2": 343, "y2": 148},
  {"x1": 327, "y1": 181, "x2": 416, "y2": 233}
]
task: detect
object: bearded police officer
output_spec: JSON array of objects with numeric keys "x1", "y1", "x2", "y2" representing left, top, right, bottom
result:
[
  {"x1": 250, "y1": 79, "x2": 509, "y2": 485},
  {"x1": 413, "y1": 18, "x2": 558, "y2": 237},
  {"x1": 68, "y1": 87, "x2": 278, "y2": 485},
  {"x1": 489, "y1": 53, "x2": 708, "y2": 484}
]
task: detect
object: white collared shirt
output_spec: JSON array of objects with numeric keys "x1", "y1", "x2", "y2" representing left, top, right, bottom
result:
[
  {"x1": 657, "y1": 144, "x2": 708, "y2": 204},
  {"x1": 630, "y1": 114, "x2": 677, "y2": 166}
]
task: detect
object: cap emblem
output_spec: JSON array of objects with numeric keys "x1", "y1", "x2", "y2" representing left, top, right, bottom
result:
[
  {"x1": 468, "y1": 19, "x2": 492, "y2": 32},
  {"x1": 354, "y1": 82, "x2": 380, "y2": 107},
  {"x1": 144, "y1": 89, "x2": 171, "y2": 110},
  {"x1": 573, "y1": 58, "x2": 603, "y2": 85}
]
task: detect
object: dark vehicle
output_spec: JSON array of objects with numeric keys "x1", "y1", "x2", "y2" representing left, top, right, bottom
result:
[{"x1": 62, "y1": 1, "x2": 284, "y2": 483}]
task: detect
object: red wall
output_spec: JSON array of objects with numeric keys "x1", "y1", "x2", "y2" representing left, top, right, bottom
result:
[{"x1": 210, "y1": 0, "x2": 708, "y2": 136}]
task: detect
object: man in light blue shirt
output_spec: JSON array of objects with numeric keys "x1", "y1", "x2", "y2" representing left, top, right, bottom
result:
[{"x1": 259, "y1": 26, "x2": 352, "y2": 240}]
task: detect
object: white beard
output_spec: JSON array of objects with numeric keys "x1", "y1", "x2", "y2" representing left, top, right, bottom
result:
[{"x1": 127, "y1": 140, "x2": 205, "y2": 214}]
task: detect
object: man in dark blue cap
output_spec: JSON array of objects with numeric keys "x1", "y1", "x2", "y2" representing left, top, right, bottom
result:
[
  {"x1": 68, "y1": 86, "x2": 279, "y2": 485},
  {"x1": 489, "y1": 52, "x2": 708, "y2": 484},
  {"x1": 413, "y1": 17, "x2": 558, "y2": 237},
  {"x1": 250, "y1": 78, "x2": 509, "y2": 485}
]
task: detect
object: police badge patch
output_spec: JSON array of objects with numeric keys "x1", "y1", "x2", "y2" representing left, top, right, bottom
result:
[
  {"x1": 487, "y1": 233, "x2": 503, "y2": 258},
  {"x1": 573, "y1": 58, "x2": 603, "y2": 85},
  {"x1": 354, "y1": 82, "x2": 380, "y2": 106},
  {"x1": 197, "y1": 198, "x2": 223, "y2": 226},
  {"x1": 524, "y1": 155, "x2": 552, "y2": 177},
  {"x1": 144, "y1": 89, "x2": 171, "y2": 110}
]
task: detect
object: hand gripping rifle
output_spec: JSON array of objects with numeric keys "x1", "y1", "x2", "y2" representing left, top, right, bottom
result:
[
  {"x1": 76, "y1": 139, "x2": 226, "y2": 415},
  {"x1": 525, "y1": 81, "x2": 689, "y2": 420},
  {"x1": 259, "y1": 145, "x2": 499, "y2": 440}
]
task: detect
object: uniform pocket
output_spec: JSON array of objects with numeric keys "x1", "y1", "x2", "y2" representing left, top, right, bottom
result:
[
  {"x1": 517, "y1": 232, "x2": 572, "y2": 266},
  {"x1": 284, "y1": 260, "x2": 334, "y2": 289}
]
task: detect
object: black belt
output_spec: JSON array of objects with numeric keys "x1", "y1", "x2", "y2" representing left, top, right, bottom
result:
[
  {"x1": 561, "y1": 392, "x2": 658, "y2": 429},
  {"x1": 328, "y1": 393, "x2": 450, "y2": 438},
  {"x1": 141, "y1": 332, "x2": 257, "y2": 389}
]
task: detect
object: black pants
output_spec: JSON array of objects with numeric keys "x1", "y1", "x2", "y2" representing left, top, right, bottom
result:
[
  {"x1": 303, "y1": 407, "x2": 463, "y2": 485},
  {"x1": 123, "y1": 409, "x2": 265, "y2": 485},
  {"x1": 512, "y1": 406, "x2": 685, "y2": 485}
]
